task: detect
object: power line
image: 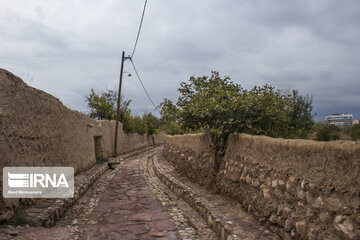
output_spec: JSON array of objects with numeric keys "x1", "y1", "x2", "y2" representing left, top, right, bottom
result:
[
  {"x1": 114, "y1": 1, "x2": 152, "y2": 155},
  {"x1": 130, "y1": 58, "x2": 159, "y2": 112},
  {"x1": 128, "y1": 0, "x2": 158, "y2": 112},
  {"x1": 131, "y1": 0, "x2": 148, "y2": 59}
]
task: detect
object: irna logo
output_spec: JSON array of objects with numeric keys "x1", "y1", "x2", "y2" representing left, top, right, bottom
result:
[
  {"x1": 8, "y1": 172, "x2": 69, "y2": 188},
  {"x1": 3, "y1": 167, "x2": 74, "y2": 198}
]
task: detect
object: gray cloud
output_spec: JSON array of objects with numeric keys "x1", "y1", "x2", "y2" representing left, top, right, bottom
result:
[{"x1": 0, "y1": 0, "x2": 359, "y2": 119}]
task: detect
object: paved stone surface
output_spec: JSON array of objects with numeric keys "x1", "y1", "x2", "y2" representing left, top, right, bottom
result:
[
  {"x1": 12, "y1": 227, "x2": 70, "y2": 240},
  {"x1": 0, "y1": 146, "x2": 281, "y2": 240},
  {"x1": 0, "y1": 147, "x2": 159, "y2": 240},
  {"x1": 6, "y1": 147, "x2": 215, "y2": 239},
  {"x1": 0, "y1": 162, "x2": 109, "y2": 240},
  {"x1": 141, "y1": 152, "x2": 218, "y2": 240},
  {"x1": 80, "y1": 148, "x2": 180, "y2": 239}
]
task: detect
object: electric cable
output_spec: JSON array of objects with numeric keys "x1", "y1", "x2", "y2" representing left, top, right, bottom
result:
[
  {"x1": 131, "y1": 0, "x2": 148, "y2": 59},
  {"x1": 130, "y1": 58, "x2": 159, "y2": 112}
]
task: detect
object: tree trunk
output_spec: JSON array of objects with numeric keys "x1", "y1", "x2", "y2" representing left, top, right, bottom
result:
[{"x1": 204, "y1": 130, "x2": 229, "y2": 188}]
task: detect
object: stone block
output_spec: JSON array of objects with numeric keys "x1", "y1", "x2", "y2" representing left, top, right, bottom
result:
[
  {"x1": 245, "y1": 175, "x2": 252, "y2": 184},
  {"x1": 324, "y1": 197, "x2": 342, "y2": 212},
  {"x1": 269, "y1": 214, "x2": 277, "y2": 223},
  {"x1": 319, "y1": 212, "x2": 331, "y2": 223},
  {"x1": 285, "y1": 218, "x2": 293, "y2": 232},
  {"x1": 295, "y1": 221, "x2": 307, "y2": 237},
  {"x1": 282, "y1": 207, "x2": 292, "y2": 219},
  {"x1": 261, "y1": 186, "x2": 272, "y2": 199},
  {"x1": 313, "y1": 196, "x2": 324, "y2": 209},
  {"x1": 334, "y1": 215, "x2": 356, "y2": 239}
]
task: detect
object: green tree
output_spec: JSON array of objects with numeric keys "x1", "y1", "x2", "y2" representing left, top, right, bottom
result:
[
  {"x1": 122, "y1": 113, "x2": 161, "y2": 135},
  {"x1": 158, "y1": 98, "x2": 187, "y2": 135},
  {"x1": 160, "y1": 71, "x2": 315, "y2": 170},
  {"x1": 287, "y1": 90, "x2": 314, "y2": 138},
  {"x1": 121, "y1": 111, "x2": 135, "y2": 133},
  {"x1": 176, "y1": 72, "x2": 243, "y2": 147},
  {"x1": 142, "y1": 113, "x2": 160, "y2": 135},
  {"x1": 161, "y1": 121, "x2": 185, "y2": 135},
  {"x1": 159, "y1": 98, "x2": 179, "y2": 123},
  {"x1": 241, "y1": 85, "x2": 290, "y2": 138},
  {"x1": 315, "y1": 124, "x2": 340, "y2": 141},
  {"x1": 350, "y1": 124, "x2": 360, "y2": 141},
  {"x1": 132, "y1": 116, "x2": 147, "y2": 134},
  {"x1": 86, "y1": 88, "x2": 131, "y2": 121}
]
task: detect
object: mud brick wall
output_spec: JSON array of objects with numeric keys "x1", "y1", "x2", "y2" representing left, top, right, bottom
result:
[
  {"x1": 0, "y1": 69, "x2": 99, "y2": 173},
  {"x1": 163, "y1": 133, "x2": 360, "y2": 239},
  {"x1": 93, "y1": 120, "x2": 165, "y2": 159},
  {"x1": 0, "y1": 69, "x2": 163, "y2": 218}
]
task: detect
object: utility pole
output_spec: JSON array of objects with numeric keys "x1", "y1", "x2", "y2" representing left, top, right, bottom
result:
[{"x1": 114, "y1": 51, "x2": 125, "y2": 156}]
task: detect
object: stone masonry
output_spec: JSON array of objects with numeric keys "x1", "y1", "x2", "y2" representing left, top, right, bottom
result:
[{"x1": 163, "y1": 133, "x2": 360, "y2": 240}]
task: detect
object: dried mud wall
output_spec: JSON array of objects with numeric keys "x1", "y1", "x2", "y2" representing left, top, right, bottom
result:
[
  {"x1": 0, "y1": 69, "x2": 162, "y2": 218},
  {"x1": 0, "y1": 69, "x2": 98, "y2": 173},
  {"x1": 94, "y1": 120, "x2": 166, "y2": 158},
  {"x1": 163, "y1": 133, "x2": 360, "y2": 240}
]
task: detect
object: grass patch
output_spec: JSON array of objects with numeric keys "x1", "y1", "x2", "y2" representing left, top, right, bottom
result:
[
  {"x1": 96, "y1": 157, "x2": 109, "y2": 164},
  {"x1": 8, "y1": 212, "x2": 38, "y2": 227}
]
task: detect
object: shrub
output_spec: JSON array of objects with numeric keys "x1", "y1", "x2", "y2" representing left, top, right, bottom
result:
[
  {"x1": 350, "y1": 124, "x2": 360, "y2": 141},
  {"x1": 8, "y1": 212, "x2": 38, "y2": 227},
  {"x1": 161, "y1": 121, "x2": 185, "y2": 135},
  {"x1": 96, "y1": 157, "x2": 108, "y2": 164},
  {"x1": 315, "y1": 124, "x2": 340, "y2": 141}
]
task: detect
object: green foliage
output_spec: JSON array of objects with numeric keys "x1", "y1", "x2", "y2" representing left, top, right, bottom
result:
[
  {"x1": 160, "y1": 121, "x2": 185, "y2": 135},
  {"x1": 96, "y1": 157, "x2": 109, "y2": 164},
  {"x1": 122, "y1": 113, "x2": 161, "y2": 135},
  {"x1": 343, "y1": 125, "x2": 353, "y2": 135},
  {"x1": 315, "y1": 124, "x2": 340, "y2": 141},
  {"x1": 350, "y1": 124, "x2": 360, "y2": 140},
  {"x1": 8, "y1": 212, "x2": 38, "y2": 227},
  {"x1": 86, "y1": 88, "x2": 131, "y2": 120},
  {"x1": 160, "y1": 71, "x2": 314, "y2": 141},
  {"x1": 238, "y1": 85, "x2": 291, "y2": 138},
  {"x1": 122, "y1": 112, "x2": 135, "y2": 133},
  {"x1": 159, "y1": 71, "x2": 315, "y2": 171},
  {"x1": 176, "y1": 72, "x2": 244, "y2": 141},
  {"x1": 158, "y1": 98, "x2": 188, "y2": 135},
  {"x1": 286, "y1": 90, "x2": 314, "y2": 139},
  {"x1": 159, "y1": 98, "x2": 179, "y2": 123},
  {"x1": 86, "y1": 88, "x2": 162, "y2": 135},
  {"x1": 142, "y1": 113, "x2": 161, "y2": 135},
  {"x1": 122, "y1": 115, "x2": 145, "y2": 134},
  {"x1": 132, "y1": 116, "x2": 148, "y2": 134}
]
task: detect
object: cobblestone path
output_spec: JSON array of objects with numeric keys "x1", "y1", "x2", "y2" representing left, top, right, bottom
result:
[
  {"x1": 84, "y1": 150, "x2": 176, "y2": 239},
  {"x1": 64, "y1": 148, "x2": 181, "y2": 239},
  {"x1": 4, "y1": 146, "x2": 278, "y2": 240},
  {"x1": 141, "y1": 152, "x2": 218, "y2": 240}
]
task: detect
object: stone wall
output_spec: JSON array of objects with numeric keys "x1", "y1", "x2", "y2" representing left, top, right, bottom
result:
[
  {"x1": 164, "y1": 134, "x2": 216, "y2": 187},
  {"x1": 163, "y1": 133, "x2": 360, "y2": 239},
  {"x1": 0, "y1": 69, "x2": 163, "y2": 218}
]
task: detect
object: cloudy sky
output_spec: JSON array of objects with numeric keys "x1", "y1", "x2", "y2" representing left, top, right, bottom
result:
[{"x1": 1, "y1": 0, "x2": 359, "y2": 119}]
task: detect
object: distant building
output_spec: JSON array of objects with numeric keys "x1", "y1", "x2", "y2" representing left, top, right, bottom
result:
[
  {"x1": 353, "y1": 119, "x2": 359, "y2": 125},
  {"x1": 326, "y1": 113, "x2": 353, "y2": 126}
]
